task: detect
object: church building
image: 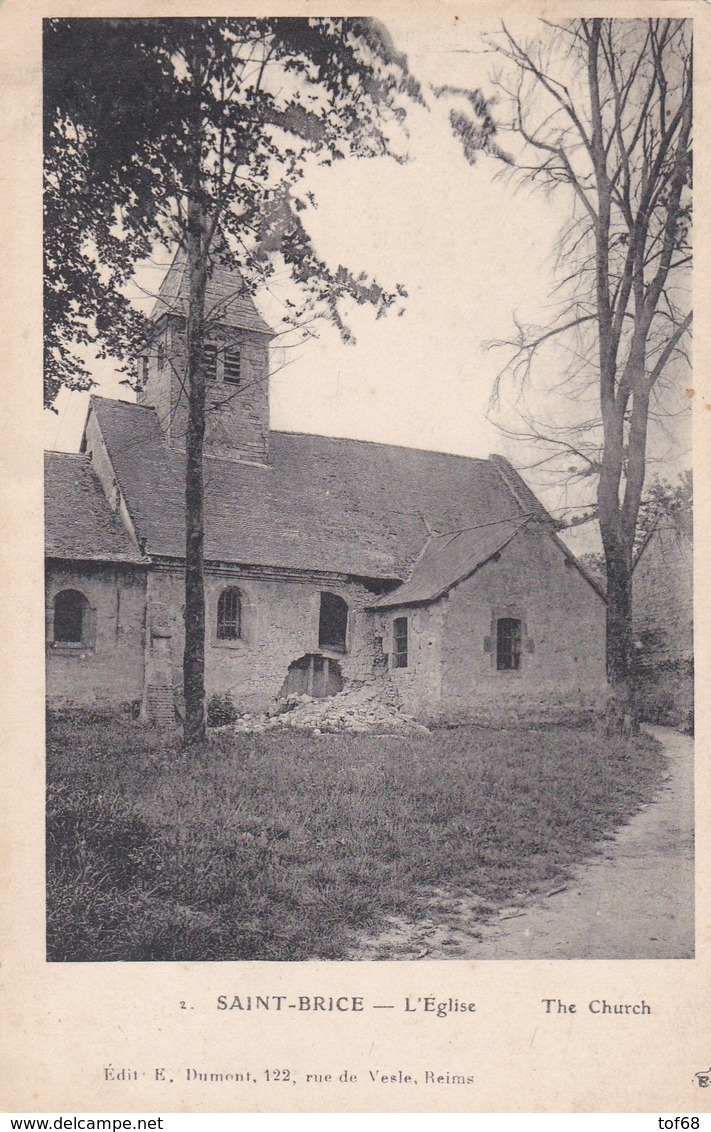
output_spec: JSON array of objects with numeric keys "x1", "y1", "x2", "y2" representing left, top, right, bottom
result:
[{"x1": 45, "y1": 252, "x2": 607, "y2": 726}]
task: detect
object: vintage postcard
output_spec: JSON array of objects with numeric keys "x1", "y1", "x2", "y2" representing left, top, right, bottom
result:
[{"x1": 1, "y1": 0, "x2": 709, "y2": 1115}]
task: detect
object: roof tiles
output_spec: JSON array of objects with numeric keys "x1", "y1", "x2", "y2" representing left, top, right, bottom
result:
[
  {"x1": 44, "y1": 452, "x2": 144, "y2": 563},
  {"x1": 151, "y1": 248, "x2": 273, "y2": 336},
  {"x1": 372, "y1": 518, "x2": 530, "y2": 608},
  {"x1": 84, "y1": 396, "x2": 545, "y2": 583}
]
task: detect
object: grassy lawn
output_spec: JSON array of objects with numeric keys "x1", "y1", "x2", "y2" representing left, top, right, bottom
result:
[{"x1": 46, "y1": 711, "x2": 666, "y2": 962}]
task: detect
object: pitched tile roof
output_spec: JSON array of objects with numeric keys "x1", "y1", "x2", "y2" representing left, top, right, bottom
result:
[
  {"x1": 372, "y1": 517, "x2": 531, "y2": 608},
  {"x1": 151, "y1": 248, "x2": 273, "y2": 336},
  {"x1": 84, "y1": 396, "x2": 547, "y2": 582},
  {"x1": 44, "y1": 452, "x2": 145, "y2": 563}
]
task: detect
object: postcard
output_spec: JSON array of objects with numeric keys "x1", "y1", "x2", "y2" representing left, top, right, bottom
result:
[{"x1": 1, "y1": 0, "x2": 709, "y2": 1115}]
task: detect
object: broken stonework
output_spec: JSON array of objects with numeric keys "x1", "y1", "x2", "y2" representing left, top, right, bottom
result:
[{"x1": 213, "y1": 681, "x2": 430, "y2": 736}]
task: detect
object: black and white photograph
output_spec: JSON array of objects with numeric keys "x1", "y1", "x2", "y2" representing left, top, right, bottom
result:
[
  {"x1": 5, "y1": 2, "x2": 711, "y2": 1116},
  {"x1": 40, "y1": 13, "x2": 695, "y2": 968}
]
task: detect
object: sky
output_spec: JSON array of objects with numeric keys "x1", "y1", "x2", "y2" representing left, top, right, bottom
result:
[{"x1": 43, "y1": 16, "x2": 692, "y2": 555}]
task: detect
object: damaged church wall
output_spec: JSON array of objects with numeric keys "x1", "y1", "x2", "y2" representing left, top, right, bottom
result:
[
  {"x1": 45, "y1": 562, "x2": 147, "y2": 709},
  {"x1": 439, "y1": 525, "x2": 607, "y2": 724},
  {"x1": 144, "y1": 566, "x2": 379, "y2": 714},
  {"x1": 376, "y1": 603, "x2": 444, "y2": 716},
  {"x1": 44, "y1": 530, "x2": 606, "y2": 726}
]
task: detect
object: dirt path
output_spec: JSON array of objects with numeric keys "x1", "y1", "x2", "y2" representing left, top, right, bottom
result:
[{"x1": 350, "y1": 726, "x2": 694, "y2": 960}]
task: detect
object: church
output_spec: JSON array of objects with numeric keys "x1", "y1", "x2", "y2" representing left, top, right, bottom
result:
[{"x1": 45, "y1": 252, "x2": 607, "y2": 726}]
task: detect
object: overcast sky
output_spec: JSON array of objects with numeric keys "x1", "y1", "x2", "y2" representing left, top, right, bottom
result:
[{"x1": 43, "y1": 16, "x2": 692, "y2": 554}]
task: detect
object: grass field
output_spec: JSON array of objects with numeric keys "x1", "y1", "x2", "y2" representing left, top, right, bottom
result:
[{"x1": 46, "y1": 711, "x2": 666, "y2": 961}]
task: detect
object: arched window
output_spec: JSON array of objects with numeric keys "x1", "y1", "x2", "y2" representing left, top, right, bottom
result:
[
  {"x1": 318, "y1": 592, "x2": 348, "y2": 653},
  {"x1": 217, "y1": 587, "x2": 242, "y2": 640},
  {"x1": 53, "y1": 589, "x2": 89, "y2": 645}
]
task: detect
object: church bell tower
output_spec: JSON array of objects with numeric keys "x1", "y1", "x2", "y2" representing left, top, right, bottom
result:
[{"x1": 138, "y1": 248, "x2": 275, "y2": 465}]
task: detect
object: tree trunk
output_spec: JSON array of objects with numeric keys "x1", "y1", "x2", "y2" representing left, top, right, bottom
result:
[
  {"x1": 183, "y1": 196, "x2": 209, "y2": 747},
  {"x1": 603, "y1": 545, "x2": 637, "y2": 735},
  {"x1": 597, "y1": 390, "x2": 639, "y2": 735}
]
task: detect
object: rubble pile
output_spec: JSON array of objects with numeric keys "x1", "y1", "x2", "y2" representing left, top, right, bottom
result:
[{"x1": 222, "y1": 682, "x2": 430, "y2": 736}]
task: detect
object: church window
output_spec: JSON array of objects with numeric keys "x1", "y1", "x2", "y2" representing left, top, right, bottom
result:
[
  {"x1": 223, "y1": 348, "x2": 241, "y2": 385},
  {"x1": 496, "y1": 617, "x2": 522, "y2": 671},
  {"x1": 203, "y1": 344, "x2": 218, "y2": 381},
  {"x1": 393, "y1": 616, "x2": 408, "y2": 668},
  {"x1": 157, "y1": 342, "x2": 165, "y2": 370},
  {"x1": 53, "y1": 589, "x2": 89, "y2": 645},
  {"x1": 318, "y1": 592, "x2": 348, "y2": 653},
  {"x1": 217, "y1": 587, "x2": 242, "y2": 640}
]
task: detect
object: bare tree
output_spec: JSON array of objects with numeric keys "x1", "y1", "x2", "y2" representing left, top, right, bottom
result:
[{"x1": 446, "y1": 19, "x2": 692, "y2": 731}]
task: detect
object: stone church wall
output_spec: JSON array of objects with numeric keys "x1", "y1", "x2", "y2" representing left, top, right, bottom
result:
[
  {"x1": 438, "y1": 525, "x2": 606, "y2": 723},
  {"x1": 45, "y1": 562, "x2": 147, "y2": 709},
  {"x1": 374, "y1": 603, "x2": 444, "y2": 716},
  {"x1": 145, "y1": 566, "x2": 379, "y2": 714},
  {"x1": 44, "y1": 535, "x2": 608, "y2": 725}
]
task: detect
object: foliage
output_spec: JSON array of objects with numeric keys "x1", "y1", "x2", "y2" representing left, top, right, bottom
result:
[
  {"x1": 44, "y1": 21, "x2": 166, "y2": 405},
  {"x1": 45, "y1": 17, "x2": 422, "y2": 745},
  {"x1": 46, "y1": 712, "x2": 665, "y2": 961},
  {"x1": 636, "y1": 468, "x2": 692, "y2": 549},
  {"x1": 578, "y1": 469, "x2": 692, "y2": 582},
  {"x1": 43, "y1": 18, "x2": 420, "y2": 406},
  {"x1": 634, "y1": 656, "x2": 693, "y2": 733},
  {"x1": 206, "y1": 692, "x2": 239, "y2": 727}
]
